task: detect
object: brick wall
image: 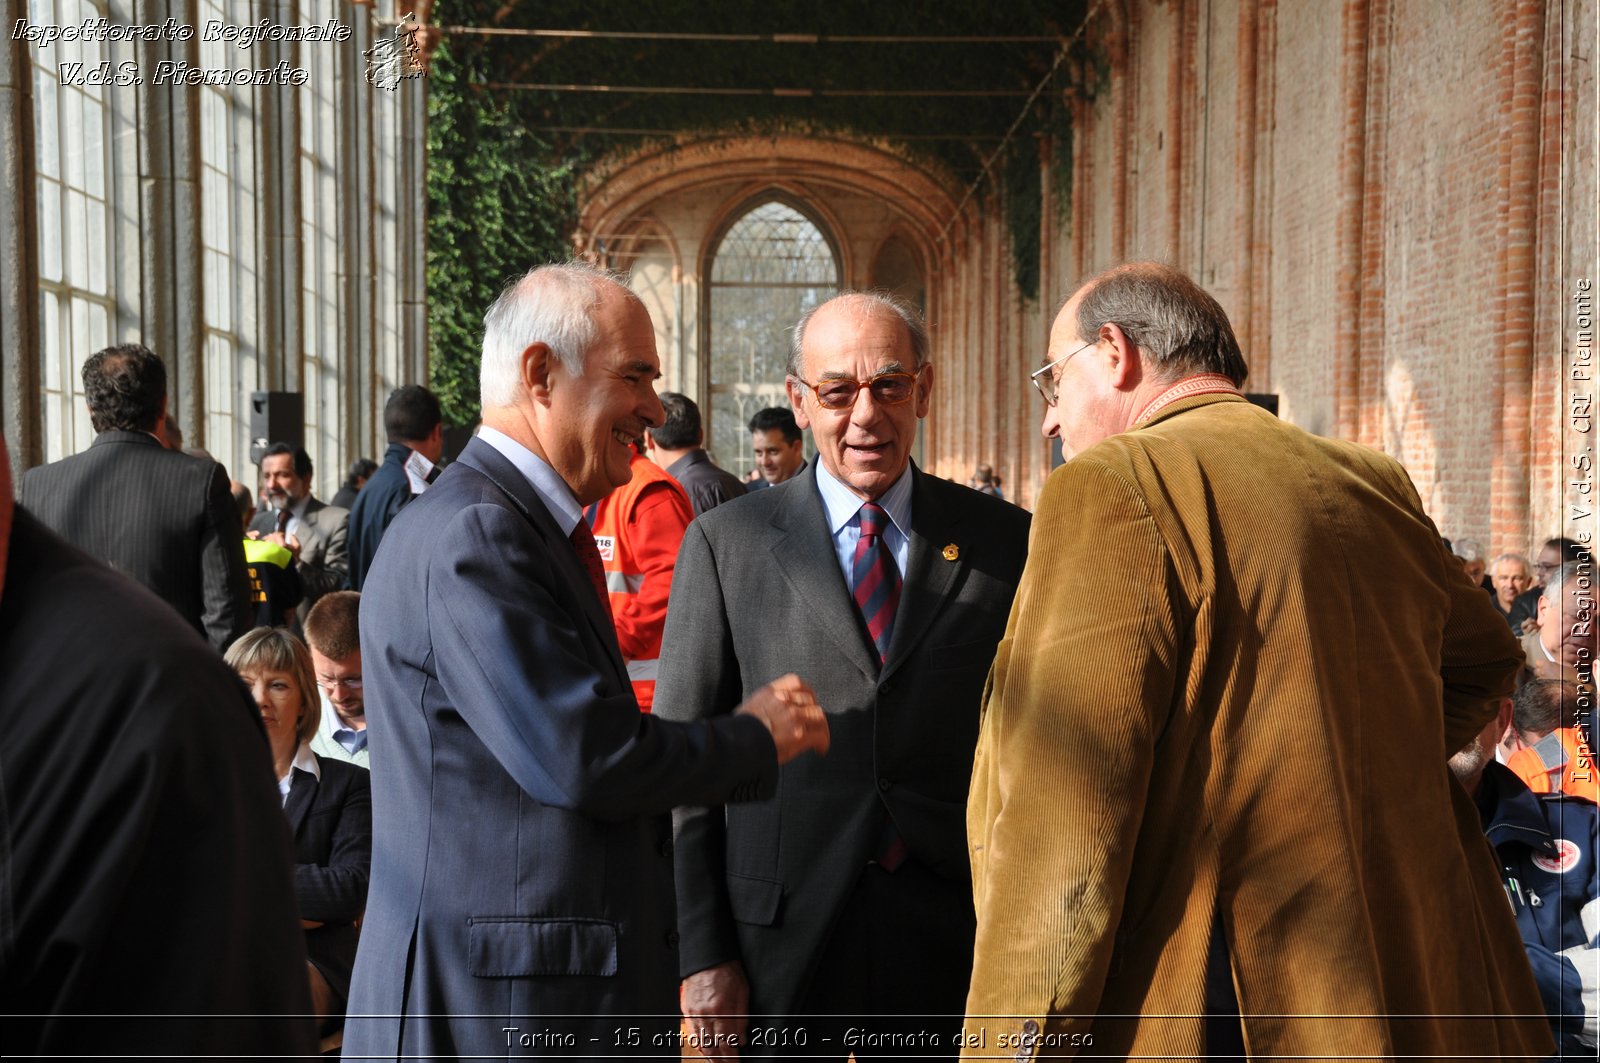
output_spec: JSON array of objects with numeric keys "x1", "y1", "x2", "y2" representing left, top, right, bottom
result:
[{"x1": 1042, "y1": 0, "x2": 1597, "y2": 555}]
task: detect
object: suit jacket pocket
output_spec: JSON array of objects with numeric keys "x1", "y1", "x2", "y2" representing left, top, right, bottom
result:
[
  {"x1": 726, "y1": 873, "x2": 784, "y2": 927},
  {"x1": 467, "y1": 917, "x2": 618, "y2": 977}
]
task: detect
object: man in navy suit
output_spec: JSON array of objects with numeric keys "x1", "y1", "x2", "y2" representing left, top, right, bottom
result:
[{"x1": 343, "y1": 263, "x2": 830, "y2": 1061}]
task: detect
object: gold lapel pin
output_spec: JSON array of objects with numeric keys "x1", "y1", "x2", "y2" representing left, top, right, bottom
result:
[{"x1": 942, "y1": 543, "x2": 960, "y2": 561}]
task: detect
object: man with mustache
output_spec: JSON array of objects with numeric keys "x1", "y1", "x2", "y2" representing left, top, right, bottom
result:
[{"x1": 249, "y1": 442, "x2": 349, "y2": 628}]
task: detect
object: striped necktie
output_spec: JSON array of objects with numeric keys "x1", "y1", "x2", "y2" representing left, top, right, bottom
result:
[
  {"x1": 568, "y1": 518, "x2": 610, "y2": 607},
  {"x1": 851, "y1": 502, "x2": 901, "y2": 666}
]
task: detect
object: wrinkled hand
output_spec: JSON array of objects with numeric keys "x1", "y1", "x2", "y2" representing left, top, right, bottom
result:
[
  {"x1": 681, "y1": 961, "x2": 748, "y2": 1060},
  {"x1": 1520, "y1": 616, "x2": 1540, "y2": 636},
  {"x1": 735, "y1": 674, "x2": 829, "y2": 764}
]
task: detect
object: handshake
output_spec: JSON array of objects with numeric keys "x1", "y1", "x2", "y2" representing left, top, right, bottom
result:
[{"x1": 733, "y1": 674, "x2": 831, "y2": 764}]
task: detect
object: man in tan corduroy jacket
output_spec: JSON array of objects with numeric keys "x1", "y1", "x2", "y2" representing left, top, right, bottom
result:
[{"x1": 963, "y1": 262, "x2": 1553, "y2": 1062}]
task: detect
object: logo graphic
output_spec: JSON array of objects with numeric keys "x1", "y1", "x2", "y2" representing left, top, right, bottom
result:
[
  {"x1": 364, "y1": 12, "x2": 427, "y2": 91},
  {"x1": 1532, "y1": 838, "x2": 1581, "y2": 875}
]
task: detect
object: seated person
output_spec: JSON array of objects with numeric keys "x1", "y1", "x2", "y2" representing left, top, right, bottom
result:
[
  {"x1": 1451, "y1": 697, "x2": 1598, "y2": 1056},
  {"x1": 1505, "y1": 678, "x2": 1599, "y2": 805},
  {"x1": 224, "y1": 627, "x2": 370, "y2": 1034}
]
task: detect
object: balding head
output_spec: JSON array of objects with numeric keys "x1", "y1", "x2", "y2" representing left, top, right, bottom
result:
[{"x1": 789, "y1": 291, "x2": 927, "y2": 382}]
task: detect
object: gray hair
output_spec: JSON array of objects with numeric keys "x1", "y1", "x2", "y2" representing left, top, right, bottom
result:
[
  {"x1": 1071, "y1": 262, "x2": 1248, "y2": 386},
  {"x1": 788, "y1": 290, "x2": 929, "y2": 380},
  {"x1": 1543, "y1": 559, "x2": 1592, "y2": 603},
  {"x1": 1453, "y1": 538, "x2": 1485, "y2": 563},
  {"x1": 480, "y1": 262, "x2": 640, "y2": 408},
  {"x1": 1490, "y1": 552, "x2": 1530, "y2": 573}
]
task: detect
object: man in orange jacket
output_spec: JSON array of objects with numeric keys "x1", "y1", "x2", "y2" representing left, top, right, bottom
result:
[{"x1": 586, "y1": 445, "x2": 694, "y2": 711}]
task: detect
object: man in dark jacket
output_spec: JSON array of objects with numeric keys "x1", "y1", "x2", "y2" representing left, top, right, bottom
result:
[
  {"x1": 18, "y1": 343, "x2": 251, "y2": 650},
  {"x1": 346, "y1": 385, "x2": 443, "y2": 591},
  {"x1": 1451, "y1": 695, "x2": 1598, "y2": 1055},
  {"x1": 646, "y1": 391, "x2": 745, "y2": 516}
]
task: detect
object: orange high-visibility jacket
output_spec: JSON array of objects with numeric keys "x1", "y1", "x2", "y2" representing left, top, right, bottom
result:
[
  {"x1": 587, "y1": 453, "x2": 692, "y2": 711},
  {"x1": 1506, "y1": 726, "x2": 1600, "y2": 803}
]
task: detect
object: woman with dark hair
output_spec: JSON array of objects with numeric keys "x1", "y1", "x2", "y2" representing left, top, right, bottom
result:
[{"x1": 225, "y1": 627, "x2": 370, "y2": 1037}]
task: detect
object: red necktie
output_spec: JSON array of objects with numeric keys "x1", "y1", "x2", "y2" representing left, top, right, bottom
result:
[
  {"x1": 851, "y1": 502, "x2": 901, "y2": 666},
  {"x1": 568, "y1": 518, "x2": 609, "y2": 606}
]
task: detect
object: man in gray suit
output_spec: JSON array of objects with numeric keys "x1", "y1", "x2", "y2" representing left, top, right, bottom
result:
[
  {"x1": 19, "y1": 343, "x2": 251, "y2": 651},
  {"x1": 249, "y1": 442, "x2": 349, "y2": 627},
  {"x1": 656, "y1": 292, "x2": 1030, "y2": 1058}
]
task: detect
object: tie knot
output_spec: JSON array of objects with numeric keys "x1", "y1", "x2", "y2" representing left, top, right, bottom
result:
[{"x1": 858, "y1": 502, "x2": 888, "y2": 538}]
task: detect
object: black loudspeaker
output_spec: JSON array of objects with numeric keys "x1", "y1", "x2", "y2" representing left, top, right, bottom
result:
[
  {"x1": 249, "y1": 391, "x2": 305, "y2": 465},
  {"x1": 1244, "y1": 392, "x2": 1280, "y2": 416}
]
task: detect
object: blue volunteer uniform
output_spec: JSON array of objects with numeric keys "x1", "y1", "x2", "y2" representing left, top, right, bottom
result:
[{"x1": 1476, "y1": 760, "x2": 1599, "y2": 1055}]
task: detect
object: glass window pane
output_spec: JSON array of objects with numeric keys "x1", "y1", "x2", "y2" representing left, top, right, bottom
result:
[
  {"x1": 38, "y1": 179, "x2": 62, "y2": 283},
  {"x1": 34, "y1": 71, "x2": 58, "y2": 180},
  {"x1": 707, "y1": 201, "x2": 839, "y2": 478},
  {"x1": 84, "y1": 197, "x2": 107, "y2": 293},
  {"x1": 41, "y1": 290, "x2": 61, "y2": 395},
  {"x1": 65, "y1": 189, "x2": 88, "y2": 288}
]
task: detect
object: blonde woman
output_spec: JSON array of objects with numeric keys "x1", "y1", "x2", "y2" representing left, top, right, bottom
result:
[{"x1": 225, "y1": 627, "x2": 370, "y2": 1034}]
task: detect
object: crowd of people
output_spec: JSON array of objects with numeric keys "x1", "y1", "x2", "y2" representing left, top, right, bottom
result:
[{"x1": 2, "y1": 260, "x2": 1595, "y2": 1061}]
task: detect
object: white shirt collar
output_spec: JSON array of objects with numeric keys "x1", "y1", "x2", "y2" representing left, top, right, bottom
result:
[
  {"x1": 476, "y1": 425, "x2": 584, "y2": 536},
  {"x1": 814, "y1": 459, "x2": 913, "y2": 539},
  {"x1": 277, "y1": 742, "x2": 321, "y2": 804}
]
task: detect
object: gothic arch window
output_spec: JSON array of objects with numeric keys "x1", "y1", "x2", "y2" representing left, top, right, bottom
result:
[
  {"x1": 706, "y1": 198, "x2": 840, "y2": 478},
  {"x1": 31, "y1": 0, "x2": 115, "y2": 461}
]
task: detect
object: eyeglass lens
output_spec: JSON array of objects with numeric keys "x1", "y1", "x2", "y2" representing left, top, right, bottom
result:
[{"x1": 815, "y1": 375, "x2": 915, "y2": 409}]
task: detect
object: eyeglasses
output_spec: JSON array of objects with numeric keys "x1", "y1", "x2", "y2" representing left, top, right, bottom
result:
[
  {"x1": 1030, "y1": 339, "x2": 1097, "y2": 407},
  {"x1": 317, "y1": 675, "x2": 363, "y2": 692},
  {"x1": 793, "y1": 366, "x2": 925, "y2": 411}
]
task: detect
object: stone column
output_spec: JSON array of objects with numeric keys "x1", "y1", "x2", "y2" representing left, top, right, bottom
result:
[{"x1": 0, "y1": 32, "x2": 41, "y2": 473}]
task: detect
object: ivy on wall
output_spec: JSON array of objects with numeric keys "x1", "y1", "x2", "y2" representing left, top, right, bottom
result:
[{"x1": 426, "y1": 0, "x2": 1099, "y2": 427}]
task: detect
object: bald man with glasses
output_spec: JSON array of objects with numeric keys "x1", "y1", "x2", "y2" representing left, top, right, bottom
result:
[{"x1": 656, "y1": 292, "x2": 1030, "y2": 1060}]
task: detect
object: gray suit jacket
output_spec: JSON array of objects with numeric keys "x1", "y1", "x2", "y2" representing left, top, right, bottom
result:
[
  {"x1": 19, "y1": 430, "x2": 251, "y2": 650},
  {"x1": 250, "y1": 497, "x2": 349, "y2": 625},
  {"x1": 655, "y1": 463, "x2": 1030, "y2": 1015}
]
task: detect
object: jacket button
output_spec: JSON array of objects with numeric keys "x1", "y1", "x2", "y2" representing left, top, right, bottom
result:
[
  {"x1": 665, "y1": 930, "x2": 680, "y2": 949},
  {"x1": 878, "y1": 680, "x2": 893, "y2": 695},
  {"x1": 877, "y1": 777, "x2": 893, "y2": 792}
]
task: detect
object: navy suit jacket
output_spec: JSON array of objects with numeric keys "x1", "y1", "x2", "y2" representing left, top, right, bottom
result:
[{"x1": 344, "y1": 436, "x2": 781, "y2": 1061}]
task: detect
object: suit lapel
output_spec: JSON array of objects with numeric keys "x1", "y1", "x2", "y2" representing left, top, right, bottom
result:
[
  {"x1": 299, "y1": 498, "x2": 325, "y2": 557},
  {"x1": 769, "y1": 468, "x2": 879, "y2": 681},
  {"x1": 880, "y1": 467, "x2": 967, "y2": 683},
  {"x1": 456, "y1": 439, "x2": 628, "y2": 686},
  {"x1": 284, "y1": 766, "x2": 317, "y2": 836}
]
